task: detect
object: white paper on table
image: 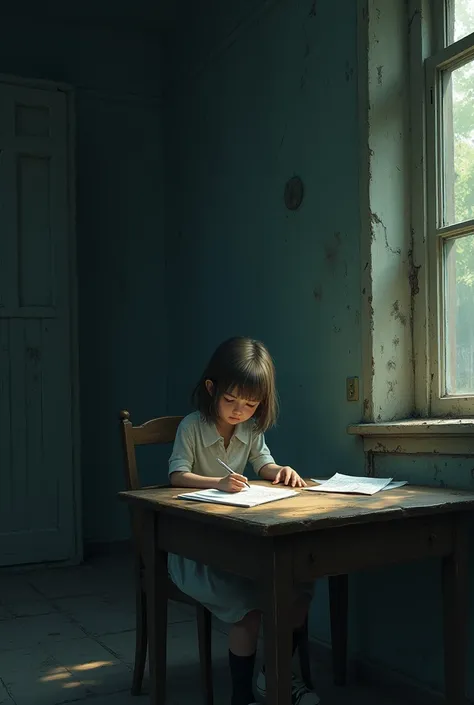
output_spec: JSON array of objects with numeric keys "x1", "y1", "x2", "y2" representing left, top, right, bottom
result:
[
  {"x1": 304, "y1": 472, "x2": 393, "y2": 495},
  {"x1": 177, "y1": 485, "x2": 298, "y2": 508},
  {"x1": 308, "y1": 477, "x2": 408, "y2": 493}
]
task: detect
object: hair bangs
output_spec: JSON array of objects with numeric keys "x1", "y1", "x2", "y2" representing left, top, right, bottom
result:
[{"x1": 221, "y1": 366, "x2": 269, "y2": 403}]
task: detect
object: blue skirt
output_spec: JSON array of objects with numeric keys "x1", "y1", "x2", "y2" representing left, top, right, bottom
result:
[{"x1": 168, "y1": 553, "x2": 314, "y2": 624}]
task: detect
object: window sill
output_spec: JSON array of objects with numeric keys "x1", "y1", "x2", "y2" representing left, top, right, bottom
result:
[{"x1": 347, "y1": 419, "x2": 474, "y2": 454}]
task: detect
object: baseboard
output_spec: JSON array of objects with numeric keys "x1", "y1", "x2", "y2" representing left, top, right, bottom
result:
[{"x1": 308, "y1": 637, "x2": 449, "y2": 705}]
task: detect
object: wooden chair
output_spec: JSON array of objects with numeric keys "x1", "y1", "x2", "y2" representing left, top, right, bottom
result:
[
  {"x1": 119, "y1": 409, "x2": 345, "y2": 700},
  {"x1": 120, "y1": 410, "x2": 213, "y2": 702}
]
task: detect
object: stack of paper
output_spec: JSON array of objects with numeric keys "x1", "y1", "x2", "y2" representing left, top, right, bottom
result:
[
  {"x1": 177, "y1": 485, "x2": 298, "y2": 508},
  {"x1": 305, "y1": 473, "x2": 407, "y2": 496}
]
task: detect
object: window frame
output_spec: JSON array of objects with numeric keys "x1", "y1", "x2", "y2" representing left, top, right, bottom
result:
[{"x1": 424, "y1": 4, "x2": 474, "y2": 416}]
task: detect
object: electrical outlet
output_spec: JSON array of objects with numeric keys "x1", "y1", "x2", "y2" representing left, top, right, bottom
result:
[{"x1": 346, "y1": 376, "x2": 359, "y2": 401}]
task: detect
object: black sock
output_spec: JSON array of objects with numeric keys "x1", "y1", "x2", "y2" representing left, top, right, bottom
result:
[
  {"x1": 262, "y1": 628, "x2": 303, "y2": 674},
  {"x1": 229, "y1": 650, "x2": 256, "y2": 705}
]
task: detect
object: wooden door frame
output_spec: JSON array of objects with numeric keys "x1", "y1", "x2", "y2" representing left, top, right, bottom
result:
[{"x1": 0, "y1": 73, "x2": 82, "y2": 564}]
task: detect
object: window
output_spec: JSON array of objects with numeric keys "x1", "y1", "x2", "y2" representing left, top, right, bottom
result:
[{"x1": 426, "y1": 0, "x2": 474, "y2": 413}]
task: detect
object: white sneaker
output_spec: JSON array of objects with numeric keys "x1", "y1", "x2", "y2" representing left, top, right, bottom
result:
[{"x1": 256, "y1": 669, "x2": 320, "y2": 705}]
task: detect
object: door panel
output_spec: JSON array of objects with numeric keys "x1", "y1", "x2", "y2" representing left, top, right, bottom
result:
[{"x1": 0, "y1": 81, "x2": 77, "y2": 565}]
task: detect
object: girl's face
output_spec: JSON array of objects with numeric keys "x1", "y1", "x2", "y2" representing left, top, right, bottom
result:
[{"x1": 206, "y1": 381, "x2": 260, "y2": 427}]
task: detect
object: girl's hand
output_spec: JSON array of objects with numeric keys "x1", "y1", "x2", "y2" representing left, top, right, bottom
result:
[
  {"x1": 272, "y1": 466, "x2": 307, "y2": 488},
  {"x1": 217, "y1": 474, "x2": 248, "y2": 493}
]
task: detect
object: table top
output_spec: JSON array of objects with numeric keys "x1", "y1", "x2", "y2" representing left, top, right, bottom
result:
[{"x1": 119, "y1": 480, "x2": 474, "y2": 536}]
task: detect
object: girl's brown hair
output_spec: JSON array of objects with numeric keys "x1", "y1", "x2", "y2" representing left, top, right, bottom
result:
[{"x1": 192, "y1": 337, "x2": 279, "y2": 433}]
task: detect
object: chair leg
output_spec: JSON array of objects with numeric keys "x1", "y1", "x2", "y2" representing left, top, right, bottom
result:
[
  {"x1": 297, "y1": 616, "x2": 313, "y2": 689},
  {"x1": 329, "y1": 574, "x2": 348, "y2": 687},
  {"x1": 196, "y1": 605, "x2": 214, "y2": 705},
  {"x1": 131, "y1": 585, "x2": 148, "y2": 695}
]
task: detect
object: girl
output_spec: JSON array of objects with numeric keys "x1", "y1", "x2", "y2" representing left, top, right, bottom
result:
[{"x1": 168, "y1": 337, "x2": 319, "y2": 705}]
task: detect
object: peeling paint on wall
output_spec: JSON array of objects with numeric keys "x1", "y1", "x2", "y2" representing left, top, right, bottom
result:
[
  {"x1": 370, "y1": 211, "x2": 402, "y2": 256},
  {"x1": 391, "y1": 300, "x2": 407, "y2": 326},
  {"x1": 367, "y1": 295, "x2": 375, "y2": 332},
  {"x1": 408, "y1": 9, "x2": 421, "y2": 33},
  {"x1": 408, "y1": 245, "x2": 421, "y2": 298},
  {"x1": 387, "y1": 379, "x2": 397, "y2": 397}
]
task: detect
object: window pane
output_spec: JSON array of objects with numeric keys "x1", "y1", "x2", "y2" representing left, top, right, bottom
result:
[
  {"x1": 444, "y1": 233, "x2": 474, "y2": 395},
  {"x1": 442, "y1": 56, "x2": 474, "y2": 226},
  {"x1": 447, "y1": 0, "x2": 474, "y2": 44}
]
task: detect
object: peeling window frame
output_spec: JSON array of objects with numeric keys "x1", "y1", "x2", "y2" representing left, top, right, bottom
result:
[
  {"x1": 351, "y1": 0, "x2": 474, "y2": 445},
  {"x1": 423, "y1": 0, "x2": 474, "y2": 416}
]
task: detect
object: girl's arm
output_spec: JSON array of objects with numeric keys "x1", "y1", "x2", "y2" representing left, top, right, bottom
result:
[
  {"x1": 170, "y1": 470, "x2": 248, "y2": 492},
  {"x1": 170, "y1": 471, "x2": 220, "y2": 489},
  {"x1": 258, "y1": 463, "x2": 282, "y2": 482},
  {"x1": 248, "y1": 430, "x2": 306, "y2": 487},
  {"x1": 259, "y1": 462, "x2": 307, "y2": 487}
]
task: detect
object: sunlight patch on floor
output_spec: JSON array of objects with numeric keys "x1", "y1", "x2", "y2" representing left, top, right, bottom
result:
[{"x1": 39, "y1": 660, "x2": 116, "y2": 689}]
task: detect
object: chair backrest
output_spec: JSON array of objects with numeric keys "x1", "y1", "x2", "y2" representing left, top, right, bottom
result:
[
  {"x1": 119, "y1": 409, "x2": 183, "y2": 491},
  {"x1": 120, "y1": 410, "x2": 183, "y2": 562}
]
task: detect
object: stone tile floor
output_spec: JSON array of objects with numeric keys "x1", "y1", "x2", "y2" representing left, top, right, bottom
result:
[{"x1": 0, "y1": 552, "x2": 409, "y2": 705}]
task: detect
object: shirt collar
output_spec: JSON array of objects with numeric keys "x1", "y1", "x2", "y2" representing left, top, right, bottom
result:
[
  {"x1": 235, "y1": 422, "x2": 251, "y2": 445},
  {"x1": 200, "y1": 417, "x2": 221, "y2": 447},
  {"x1": 200, "y1": 415, "x2": 251, "y2": 447}
]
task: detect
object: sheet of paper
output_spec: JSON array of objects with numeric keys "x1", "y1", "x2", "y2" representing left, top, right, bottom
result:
[
  {"x1": 305, "y1": 473, "x2": 393, "y2": 495},
  {"x1": 309, "y1": 478, "x2": 408, "y2": 492},
  {"x1": 177, "y1": 485, "x2": 298, "y2": 508}
]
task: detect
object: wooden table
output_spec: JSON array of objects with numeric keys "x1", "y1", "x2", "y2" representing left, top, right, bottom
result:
[{"x1": 119, "y1": 481, "x2": 474, "y2": 705}]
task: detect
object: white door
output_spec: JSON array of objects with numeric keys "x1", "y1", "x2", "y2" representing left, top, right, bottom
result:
[{"x1": 0, "y1": 79, "x2": 79, "y2": 566}]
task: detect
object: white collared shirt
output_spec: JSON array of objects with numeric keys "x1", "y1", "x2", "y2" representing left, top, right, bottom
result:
[{"x1": 168, "y1": 411, "x2": 274, "y2": 478}]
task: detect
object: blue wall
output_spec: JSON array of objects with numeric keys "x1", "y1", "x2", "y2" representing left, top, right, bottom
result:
[
  {"x1": 164, "y1": 0, "x2": 363, "y2": 477},
  {"x1": 0, "y1": 12, "x2": 166, "y2": 542},
  {"x1": 163, "y1": 0, "x2": 474, "y2": 698}
]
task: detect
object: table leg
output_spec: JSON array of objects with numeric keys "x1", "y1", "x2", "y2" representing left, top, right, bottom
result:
[
  {"x1": 329, "y1": 574, "x2": 348, "y2": 686},
  {"x1": 263, "y1": 539, "x2": 294, "y2": 705},
  {"x1": 442, "y1": 515, "x2": 469, "y2": 705},
  {"x1": 144, "y1": 510, "x2": 168, "y2": 705}
]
